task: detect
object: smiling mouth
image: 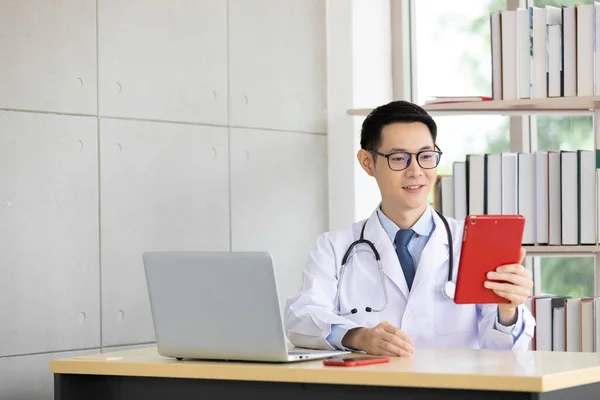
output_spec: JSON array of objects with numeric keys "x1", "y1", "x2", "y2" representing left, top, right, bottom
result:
[{"x1": 403, "y1": 185, "x2": 425, "y2": 189}]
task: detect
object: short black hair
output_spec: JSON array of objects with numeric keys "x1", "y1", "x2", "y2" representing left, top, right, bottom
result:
[{"x1": 360, "y1": 100, "x2": 437, "y2": 151}]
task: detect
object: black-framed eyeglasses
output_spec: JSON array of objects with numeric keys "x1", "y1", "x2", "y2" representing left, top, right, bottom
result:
[{"x1": 369, "y1": 148, "x2": 442, "y2": 171}]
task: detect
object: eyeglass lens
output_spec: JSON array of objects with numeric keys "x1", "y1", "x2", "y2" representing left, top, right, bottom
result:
[{"x1": 389, "y1": 151, "x2": 440, "y2": 170}]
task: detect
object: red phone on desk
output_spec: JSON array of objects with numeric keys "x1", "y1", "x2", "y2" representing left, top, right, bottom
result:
[
  {"x1": 453, "y1": 215, "x2": 525, "y2": 305},
  {"x1": 323, "y1": 356, "x2": 390, "y2": 367}
]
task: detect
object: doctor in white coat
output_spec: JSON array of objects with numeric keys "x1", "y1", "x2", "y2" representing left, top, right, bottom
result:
[{"x1": 284, "y1": 101, "x2": 535, "y2": 357}]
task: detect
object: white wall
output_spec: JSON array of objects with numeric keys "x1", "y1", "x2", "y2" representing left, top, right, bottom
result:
[
  {"x1": 0, "y1": 0, "x2": 327, "y2": 398},
  {"x1": 326, "y1": 0, "x2": 394, "y2": 231}
]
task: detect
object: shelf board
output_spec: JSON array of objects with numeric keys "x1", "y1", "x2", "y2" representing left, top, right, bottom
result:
[
  {"x1": 523, "y1": 245, "x2": 600, "y2": 255},
  {"x1": 347, "y1": 96, "x2": 600, "y2": 117}
]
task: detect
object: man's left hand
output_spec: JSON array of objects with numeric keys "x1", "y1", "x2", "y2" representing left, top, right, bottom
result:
[{"x1": 483, "y1": 247, "x2": 532, "y2": 325}]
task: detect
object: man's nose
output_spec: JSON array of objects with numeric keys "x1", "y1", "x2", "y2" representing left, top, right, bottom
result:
[{"x1": 405, "y1": 155, "x2": 423, "y2": 176}]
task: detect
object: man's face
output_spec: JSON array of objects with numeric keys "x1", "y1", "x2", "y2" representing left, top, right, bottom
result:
[{"x1": 370, "y1": 122, "x2": 437, "y2": 211}]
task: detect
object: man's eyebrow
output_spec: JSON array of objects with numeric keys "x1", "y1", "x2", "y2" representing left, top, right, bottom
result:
[{"x1": 388, "y1": 145, "x2": 434, "y2": 152}]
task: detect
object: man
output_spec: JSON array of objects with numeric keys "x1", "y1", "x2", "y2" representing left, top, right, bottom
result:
[{"x1": 284, "y1": 100, "x2": 535, "y2": 357}]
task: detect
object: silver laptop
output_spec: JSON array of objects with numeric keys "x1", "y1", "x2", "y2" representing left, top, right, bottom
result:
[{"x1": 143, "y1": 251, "x2": 349, "y2": 362}]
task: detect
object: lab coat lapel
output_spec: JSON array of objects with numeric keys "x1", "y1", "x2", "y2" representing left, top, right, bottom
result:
[
  {"x1": 363, "y1": 210, "x2": 410, "y2": 301},
  {"x1": 411, "y1": 210, "x2": 450, "y2": 291}
]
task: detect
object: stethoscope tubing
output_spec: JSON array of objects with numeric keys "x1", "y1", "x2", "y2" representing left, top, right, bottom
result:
[{"x1": 334, "y1": 210, "x2": 454, "y2": 315}]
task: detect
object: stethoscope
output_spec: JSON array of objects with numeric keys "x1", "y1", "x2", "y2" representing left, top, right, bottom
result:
[{"x1": 333, "y1": 210, "x2": 455, "y2": 316}]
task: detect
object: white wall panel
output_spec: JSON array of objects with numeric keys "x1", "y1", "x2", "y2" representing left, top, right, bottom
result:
[
  {"x1": 0, "y1": 0, "x2": 97, "y2": 114},
  {"x1": 0, "y1": 111, "x2": 99, "y2": 357},
  {"x1": 230, "y1": 128, "x2": 328, "y2": 309},
  {"x1": 0, "y1": 349, "x2": 99, "y2": 400},
  {"x1": 98, "y1": 0, "x2": 228, "y2": 125},
  {"x1": 229, "y1": 0, "x2": 327, "y2": 133},
  {"x1": 100, "y1": 118, "x2": 230, "y2": 346}
]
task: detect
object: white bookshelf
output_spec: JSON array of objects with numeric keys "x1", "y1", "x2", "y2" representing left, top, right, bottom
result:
[
  {"x1": 348, "y1": 96, "x2": 600, "y2": 117},
  {"x1": 348, "y1": 96, "x2": 600, "y2": 295},
  {"x1": 525, "y1": 246, "x2": 600, "y2": 255}
]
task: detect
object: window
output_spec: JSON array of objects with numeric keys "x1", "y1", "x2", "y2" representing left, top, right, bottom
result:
[
  {"x1": 415, "y1": 0, "x2": 509, "y2": 178},
  {"x1": 415, "y1": 0, "x2": 596, "y2": 297},
  {"x1": 539, "y1": 256, "x2": 594, "y2": 297}
]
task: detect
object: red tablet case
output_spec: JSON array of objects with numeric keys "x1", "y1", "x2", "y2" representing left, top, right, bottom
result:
[{"x1": 453, "y1": 215, "x2": 525, "y2": 304}]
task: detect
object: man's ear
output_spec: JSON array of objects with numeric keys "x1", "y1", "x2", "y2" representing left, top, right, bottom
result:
[{"x1": 357, "y1": 149, "x2": 376, "y2": 177}]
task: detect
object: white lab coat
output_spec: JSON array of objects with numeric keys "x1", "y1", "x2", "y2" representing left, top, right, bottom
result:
[{"x1": 284, "y1": 208, "x2": 535, "y2": 351}]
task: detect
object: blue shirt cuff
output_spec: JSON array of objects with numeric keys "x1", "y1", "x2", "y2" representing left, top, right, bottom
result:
[
  {"x1": 494, "y1": 306, "x2": 524, "y2": 340},
  {"x1": 327, "y1": 324, "x2": 359, "y2": 351}
]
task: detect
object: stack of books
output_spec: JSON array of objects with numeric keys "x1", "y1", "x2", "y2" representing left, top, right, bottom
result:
[
  {"x1": 490, "y1": 4, "x2": 599, "y2": 100},
  {"x1": 433, "y1": 150, "x2": 598, "y2": 246},
  {"x1": 525, "y1": 295, "x2": 600, "y2": 352}
]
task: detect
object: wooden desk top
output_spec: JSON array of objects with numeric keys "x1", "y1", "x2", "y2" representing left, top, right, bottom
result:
[{"x1": 49, "y1": 346, "x2": 600, "y2": 393}]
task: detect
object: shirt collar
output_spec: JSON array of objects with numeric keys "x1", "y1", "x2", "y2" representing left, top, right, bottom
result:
[{"x1": 376, "y1": 204, "x2": 435, "y2": 243}]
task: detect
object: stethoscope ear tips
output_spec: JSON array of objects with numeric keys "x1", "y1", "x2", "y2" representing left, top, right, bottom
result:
[
  {"x1": 365, "y1": 307, "x2": 372, "y2": 312},
  {"x1": 351, "y1": 308, "x2": 358, "y2": 314}
]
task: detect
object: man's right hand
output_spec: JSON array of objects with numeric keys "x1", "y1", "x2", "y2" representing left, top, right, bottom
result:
[{"x1": 341, "y1": 322, "x2": 415, "y2": 357}]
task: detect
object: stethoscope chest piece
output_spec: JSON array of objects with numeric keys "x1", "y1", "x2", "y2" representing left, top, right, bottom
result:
[{"x1": 442, "y1": 281, "x2": 455, "y2": 299}]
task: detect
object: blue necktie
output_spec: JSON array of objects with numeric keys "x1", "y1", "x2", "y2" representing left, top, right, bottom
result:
[{"x1": 395, "y1": 229, "x2": 415, "y2": 290}]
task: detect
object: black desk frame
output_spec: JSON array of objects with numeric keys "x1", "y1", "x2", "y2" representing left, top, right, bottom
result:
[{"x1": 54, "y1": 373, "x2": 600, "y2": 400}]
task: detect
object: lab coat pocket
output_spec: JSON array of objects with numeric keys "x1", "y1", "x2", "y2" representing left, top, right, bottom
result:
[{"x1": 433, "y1": 280, "x2": 476, "y2": 336}]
